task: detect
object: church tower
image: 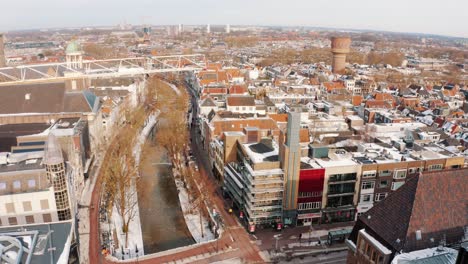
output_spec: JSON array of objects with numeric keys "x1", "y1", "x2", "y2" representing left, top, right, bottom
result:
[{"x1": 65, "y1": 39, "x2": 83, "y2": 69}]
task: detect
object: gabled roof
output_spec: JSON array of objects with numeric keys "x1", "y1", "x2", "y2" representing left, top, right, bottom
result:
[
  {"x1": 263, "y1": 96, "x2": 275, "y2": 107},
  {"x1": 229, "y1": 85, "x2": 248, "y2": 94},
  {"x1": 349, "y1": 168, "x2": 468, "y2": 254},
  {"x1": 226, "y1": 95, "x2": 255, "y2": 107},
  {"x1": 200, "y1": 97, "x2": 217, "y2": 107},
  {"x1": 268, "y1": 113, "x2": 288, "y2": 123},
  {"x1": 349, "y1": 174, "x2": 418, "y2": 252}
]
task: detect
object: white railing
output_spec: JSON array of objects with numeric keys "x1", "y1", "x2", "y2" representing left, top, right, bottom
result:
[{"x1": 0, "y1": 54, "x2": 206, "y2": 85}]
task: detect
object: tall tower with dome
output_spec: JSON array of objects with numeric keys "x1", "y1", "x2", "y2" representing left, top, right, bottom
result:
[{"x1": 65, "y1": 39, "x2": 83, "y2": 69}]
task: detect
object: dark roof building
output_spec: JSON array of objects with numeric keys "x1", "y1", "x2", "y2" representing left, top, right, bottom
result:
[
  {"x1": 0, "y1": 82, "x2": 97, "y2": 115},
  {"x1": 346, "y1": 168, "x2": 468, "y2": 264},
  {"x1": 0, "y1": 221, "x2": 74, "y2": 264},
  {"x1": 0, "y1": 82, "x2": 99, "y2": 124}
]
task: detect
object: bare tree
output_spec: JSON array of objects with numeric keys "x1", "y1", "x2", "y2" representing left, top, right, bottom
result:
[
  {"x1": 101, "y1": 83, "x2": 156, "y2": 248},
  {"x1": 102, "y1": 125, "x2": 140, "y2": 248}
]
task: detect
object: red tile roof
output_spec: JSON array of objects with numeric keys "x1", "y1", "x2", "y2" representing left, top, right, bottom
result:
[
  {"x1": 226, "y1": 96, "x2": 255, "y2": 107},
  {"x1": 349, "y1": 168, "x2": 468, "y2": 253},
  {"x1": 229, "y1": 85, "x2": 248, "y2": 94}
]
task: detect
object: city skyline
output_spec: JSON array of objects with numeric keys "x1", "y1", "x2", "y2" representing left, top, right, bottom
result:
[{"x1": 1, "y1": 0, "x2": 468, "y2": 38}]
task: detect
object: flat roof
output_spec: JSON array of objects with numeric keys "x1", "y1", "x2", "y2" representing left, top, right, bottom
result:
[
  {"x1": 0, "y1": 221, "x2": 73, "y2": 264},
  {"x1": 243, "y1": 141, "x2": 279, "y2": 164}
]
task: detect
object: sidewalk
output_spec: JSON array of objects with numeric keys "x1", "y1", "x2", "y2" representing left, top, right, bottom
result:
[
  {"x1": 78, "y1": 150, "x2": 105, "y2": 264},
  {"x1": 254, "y1": 221, "x2": 354, "y2": 252}
]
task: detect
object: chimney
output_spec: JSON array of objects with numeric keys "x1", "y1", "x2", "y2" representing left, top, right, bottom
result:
[
  {"x1": 244, "y1": 127, "x2": 259, "y2": 143},
  {"x1": 260, "y1": 137, "x2": 273, "y2": 149},
  {"x1": 0, "y1": 33, "x2": 6, "y2": 67}
]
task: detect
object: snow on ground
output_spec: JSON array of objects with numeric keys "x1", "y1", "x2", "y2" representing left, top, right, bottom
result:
[
  {"x1": 164, "y1": 80, "x2": 181, "y2": 95},
  {"x1": 175, "y1": 177, "x2": 215, "y2": 243},
  {"x1": 109, "y1": 113, "x2": 158, "y2": 260},
  {"x1": 112, "y1": 198, "x2": 144, "y2": 260},
  {"x1": 134, "y1": 113, "x2": 158, "y2": 163}
]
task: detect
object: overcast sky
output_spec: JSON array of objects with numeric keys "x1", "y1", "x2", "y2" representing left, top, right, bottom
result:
[{"x1": 1, "y1": 0, "x2": 467, "y2": 38}]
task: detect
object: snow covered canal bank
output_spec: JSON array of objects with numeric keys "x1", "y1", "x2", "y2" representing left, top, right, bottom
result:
[{"x1": 174, "y1": 177, "x2": 216, "y2": 243}]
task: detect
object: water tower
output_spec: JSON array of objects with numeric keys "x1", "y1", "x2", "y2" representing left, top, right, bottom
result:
[{"x1": 330, "y1": 37, "x2": 351, "y2": 74}]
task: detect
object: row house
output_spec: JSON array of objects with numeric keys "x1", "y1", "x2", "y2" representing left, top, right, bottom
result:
[
  {"x1": 226, "y1": 95, "x2": 258, "y2": 114},
  {"x1": 314, "y1": 149, "x2": 361, "y2": 224},
  {"x1": 353, "y1": 142, "x2": 465, "y2": 217}
]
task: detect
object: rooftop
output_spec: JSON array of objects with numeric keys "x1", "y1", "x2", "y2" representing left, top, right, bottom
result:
[
  {"x1": 349, "y1": 168, "x2": 468, "y2": 253},
  {"x1": 0, "y1": 221, "x2": 73, "y2": 264},
  {"x1": 243, "y1": 140, "x2": 279, "y2": 164}
]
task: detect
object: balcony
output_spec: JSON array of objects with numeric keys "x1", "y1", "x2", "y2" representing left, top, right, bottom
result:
[
  {"x1": 327, "y1": 183, "x2": 356, "y2": 196},
  {"x1": 246, "y1": 192, "x2": 283, "y2": 203},
  {"x1": 328, "y1": 173, "x2": 357, "y2": 183}
]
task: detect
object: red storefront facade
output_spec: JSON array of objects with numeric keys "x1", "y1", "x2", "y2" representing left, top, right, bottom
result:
[{"x1": 297, "y1": 168, "x2": 325, "y2": 226}]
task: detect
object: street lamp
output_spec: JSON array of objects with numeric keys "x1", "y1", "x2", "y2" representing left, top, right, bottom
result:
[
  {"x1": 309, "y1": 224, "x2": 313, "y2": 245},
  {"x1": 273, "y1": 234, "x2": 281, "y2": 253}
]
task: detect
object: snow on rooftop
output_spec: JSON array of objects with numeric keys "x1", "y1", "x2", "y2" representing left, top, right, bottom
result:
[
  {"x1": 391, "y1": 246, "x2": 458, "y2": 264},
  {"x1": 243, "y1": 141, "x2": 279, "y2": 164},
  {"x1": 359, "y1": 229, "x2": 392, "y2": 255}
]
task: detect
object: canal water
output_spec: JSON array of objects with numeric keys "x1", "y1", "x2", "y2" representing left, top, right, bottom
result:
[{"x1": 138, "y1": 142, "x2": 195, "y2": 254}]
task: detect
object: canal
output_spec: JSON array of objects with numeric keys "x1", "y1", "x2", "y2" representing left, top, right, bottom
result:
[{"x1": 137, "y1": 140, "x2": 195, "y2": 254}]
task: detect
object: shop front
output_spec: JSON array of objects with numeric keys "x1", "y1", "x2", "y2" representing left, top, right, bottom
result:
[
  {"x1": 297, "y1": 212, "x2": 322, "y2": 226},
  {"x1": 321, "y1": 206, "x2": 356, "y2": 223}
]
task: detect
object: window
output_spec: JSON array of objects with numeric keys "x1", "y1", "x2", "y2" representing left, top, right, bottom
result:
[
  {"x1": 391, "y1": 181, "x2": 405, "y2": 191},
  {"x1": 13, "y1": 180, "x2": 21, "y2": 189},
  {"x1": 358, "y1": 237, "x2": 367, "y2": 252},
  {"x1": 362, "y1": 170, "x2": 376, "y2": 178},
  {"x1": 28, "y1": 179, "x2": 36, "y2": 188},
  {"x1": 375, "y1": 193, "x2": 388, "y2": 201},
  {"x1": 43, "y1": 214, "x2": 52, "y2": 222},
  {"x1": 298, "y1": 202, "x2": 321, "y2": 210},
  {"x1": 393, "y1": 170, "x2": 407, "y2": 179},
  {"x1": 8, "y1": 217, "x2": 18, "y2": 225},
  {"x1": 23, "y1": 201, "x2": 32, "y2": 212},
  {"x1": 361, "y1": 181, "x2": 375, "y2": 190},
  {"x1": 0, "y1": 182, "x2": 6, "y2": 190},
  {"x1": 25, "y1": 215, "x2": 35, "y2": 224},
  {"x1": 379, "y1": 170, "x2": 392, "y2": 177},
  {"x1": 408, "y1": 167, "x2": 417, "y2": 174},
  {"x1": 5, "y1": 203, "x2": 15, "y2": 213},
  {"x1": 428, "y1": 164, "x2": 443, "y2": 171},
  {"x1": 360, "y1": 194, "x2": 373, "y2": 203},
  {"x1": 40, "y1": 200, "x2": 49, "y2": 210},
  {"x1": 298, "y1": 191, "x2": 322, "y2": 198},
  {"x1": 379, "y1": 180, "x2": 388, "y2": 188},
  {"x1": 242, "y1": 107, "x2": 246, "y2": 111},
  {"x1": 365, "y1": 243, "x2": 372, "y2": 257}
]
